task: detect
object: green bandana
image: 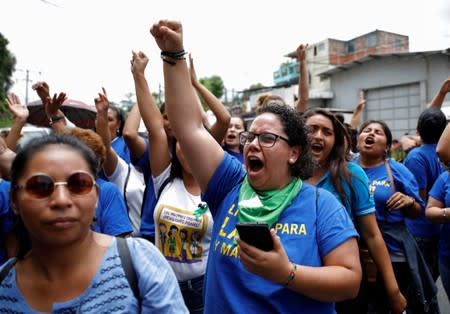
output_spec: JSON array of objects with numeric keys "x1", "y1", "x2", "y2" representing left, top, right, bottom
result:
[{"x1": 238, "y1": 176, "x2": 302, "y2": 228}]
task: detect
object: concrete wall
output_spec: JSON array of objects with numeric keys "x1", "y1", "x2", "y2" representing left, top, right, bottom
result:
[{"x1": 327, "y1": 53, "x2": 450, "y2": 112}]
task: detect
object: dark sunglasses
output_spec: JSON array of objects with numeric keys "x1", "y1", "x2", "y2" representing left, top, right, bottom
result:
[{"x1": 13, "y1": 171, "x2": 96, "y2": 199}]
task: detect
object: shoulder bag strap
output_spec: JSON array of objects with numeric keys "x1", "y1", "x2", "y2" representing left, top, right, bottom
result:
[
  {"x1": 123, "y1": 164, "x2": 132, "y2": 214},
  {"x1": 380, "y1": 159, "x2": 395, "y2": 230},
  {"x1": 116, "y1": 237, "x2": 140, "y2": 305},
  {"x1": 0, "y1": 257, "x2": 17, "y2": 284}
]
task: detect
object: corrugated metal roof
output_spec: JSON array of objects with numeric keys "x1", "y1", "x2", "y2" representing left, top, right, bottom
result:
[{"x1": 318, "y1": 48, "x2": 450, "y2": 77}]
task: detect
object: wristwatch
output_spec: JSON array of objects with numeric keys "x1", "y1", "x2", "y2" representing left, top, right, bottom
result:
[{"x1": 49, "y1": 115, "x2": 65, "y2": 126}]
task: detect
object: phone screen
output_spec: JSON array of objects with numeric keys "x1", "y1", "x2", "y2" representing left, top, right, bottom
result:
[{"x1": 236, "y1": 222, "x2": 274, "y2": 252}]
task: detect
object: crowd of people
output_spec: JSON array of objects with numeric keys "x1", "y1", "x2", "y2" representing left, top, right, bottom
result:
[{"x1": 0, "y1": 19, "x2": 448, "y2": 313}]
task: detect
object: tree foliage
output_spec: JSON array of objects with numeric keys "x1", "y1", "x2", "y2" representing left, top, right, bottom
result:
[
  {"x1": 0, "y1": 33, "x2": 17, "y2": 123},
  {"x1": 199, "y1": 75, "x2": 224, "y2": 99},
  {"x1": 241, "y1": 82, "x2": 265, "y2": 101}
]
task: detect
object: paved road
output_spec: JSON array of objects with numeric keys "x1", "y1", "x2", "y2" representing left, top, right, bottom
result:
[{"x1": 437, "y1": 277, "x2": 449, "y2": 313}]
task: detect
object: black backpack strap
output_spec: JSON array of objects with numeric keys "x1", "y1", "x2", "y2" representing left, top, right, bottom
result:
[
  {"x1": 157, "y1": 176, "x2": 172, "y2": 201},
  {"x1": 0, "y1": 257, "x2": 17, "y2": 284},
  {"x1": 116, "y1": 237, "x2": 140, "y2": 305},
  {"x1": 123, "y1": 164, "x2": 132, "y2": 214}
]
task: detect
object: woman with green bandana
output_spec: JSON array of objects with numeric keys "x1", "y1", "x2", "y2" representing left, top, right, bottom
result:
[{"x1": 150, "y1": 19, "x2": 361, "y2": 314}]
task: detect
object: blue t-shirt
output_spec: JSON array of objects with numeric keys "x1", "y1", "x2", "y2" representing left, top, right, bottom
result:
[
  {"x1": 404, "y1": 144, "x2": 444, "y2": 238},
  {"x1": 0, "y1": 180, "x2": 13, "y2": 264},
  {"x1": 132, "y1": 147, "x2": 157, "y2": 239},
  {"x1": 224, "y1": 147, "x2": 244, "y2": 163},
  {"x1": 112, "y1": 136, "x2": 131, "y2": 164},
  {"x1": 357, "y1": 159, "x2": 424, "y2": 253},
  {"x1": 316, "y1": 162, "x2": 375, "y2": 220},
  {"x1": 202, "y1": 153, "x2": 358, "y2": 314},
  {"x1": 0, "y1": 237, "x2": 188, "y2": 313},
  {"x1": 94, "y1": 178, "x2": 133, "y2": 236},
  {"x1": 428, "y1": 171, "x2": 450, "y2": 258}
]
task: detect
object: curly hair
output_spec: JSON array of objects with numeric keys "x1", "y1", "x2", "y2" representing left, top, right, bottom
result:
[
  {"x1": 258, "y1": 103, "x2": 315, "y2": 179},
  {"x1": 61, "y1": 127, "x2": 106, "y2": 167},
  {"x1": 253, "y1": 93, "x2": 272, "y2": 113}
]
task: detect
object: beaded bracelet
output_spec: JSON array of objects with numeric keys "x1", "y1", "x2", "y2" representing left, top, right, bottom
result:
[
  {"x1": 160, "y1": 54, "x2": 186, "y2": 66},
  {"x1": 285, "y1": 261, "x2": 297, "y2": 286},
  {"x1": 161, "y1": 50, "x2": 187, "y2": 59}
]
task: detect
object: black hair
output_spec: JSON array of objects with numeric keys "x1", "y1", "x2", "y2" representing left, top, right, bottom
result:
[
  {"x1": 417, "y1": 108, "x2": 447, "y2": 144},
  {"x1": 10, "y1": 134, "x2": 98, "y2": 259},
  {"x1": 159, "y1": 102, "x2": 166, "y2": 114},
  {"x1": 358, "y1": 120, "x2": 393, "y2": 157},
  {"x1": 304, "y1": 108, "x2": 355, "y2": 207},
  {"x1": 109, "y1": 104, "x2": 126, "y2": 136},
  {"x1": 258, "y1": 103, "x2": 315, "y2": 179}
]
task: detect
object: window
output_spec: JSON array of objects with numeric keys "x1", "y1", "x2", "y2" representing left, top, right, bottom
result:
[
  {"x1": 347, "y1": 42, "x2": 355, "y2": 53},
  {"x1": 318, "y1": 43, "x2": 325, "y2": 52},
  {"x1": 367, "y1": 34, "x2": 377, "y2": 47},
  {"x1": 394, "y1": 39, "x2": 402, "y2": 49}
]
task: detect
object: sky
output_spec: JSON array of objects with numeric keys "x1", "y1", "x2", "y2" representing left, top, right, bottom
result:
[{"x1": 1, "y1": 0, "x2": 449, "y2": 107}]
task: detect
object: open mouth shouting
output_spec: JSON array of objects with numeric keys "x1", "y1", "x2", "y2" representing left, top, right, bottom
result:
[
  {"x1": 363, "y1": 136, "x2": 375, "y2": 148},
  {"x1": 246, "y1": 155, "x2": 264, "y2": 175},
  {"x1": 310, "y1": 142, "x2": 324, "y2": 157}
]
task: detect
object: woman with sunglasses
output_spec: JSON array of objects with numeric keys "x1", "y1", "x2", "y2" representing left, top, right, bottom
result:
[
  {"x1": 303, "y1": 108, "x2": 406, "y2": 313},
  {"x1": 150, "y1": 20, "x2": 361, "y2": 313},
  {"x1": 0, "y1": 134, "x2": 187, "y2": 313},
  {"x1": 355, "y1": 120, "x2": 439, "y2": 313}
]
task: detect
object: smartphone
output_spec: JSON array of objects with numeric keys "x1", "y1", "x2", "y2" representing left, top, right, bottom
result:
[{"x1": 235, "y1": 222, "x2": 274, "y2": 252}]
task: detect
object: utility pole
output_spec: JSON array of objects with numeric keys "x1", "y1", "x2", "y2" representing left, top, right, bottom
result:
[
  {"x1": 25, "y1": 70, "x2": 29, "y2": 104},
  {"x1": 14, "y1": 69, "x2": 42, "y2": 104}
]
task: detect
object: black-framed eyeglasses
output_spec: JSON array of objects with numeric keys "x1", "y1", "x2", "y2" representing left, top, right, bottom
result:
[
  {"x1": 239, "y1": 131, "x2": 289, "y2": 148},
  {"x1": 13, "y1": 171, "x2": 96, "y2": 199}
]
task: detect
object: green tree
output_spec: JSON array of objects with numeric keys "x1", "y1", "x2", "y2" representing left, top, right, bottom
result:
[
  {"x1": 241, "y1": 83, "x2": 265, "y2": 101},
  {"x1": 199, "y1": 75, "x2": 224, "y2": 100},
  {"x1": 0, "y1": 33, "x2": 17, "y2": 125}
]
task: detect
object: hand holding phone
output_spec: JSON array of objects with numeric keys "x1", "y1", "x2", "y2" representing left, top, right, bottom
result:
[{"x1": 236, "y1": 222, "x2": 274, "y2": 252}]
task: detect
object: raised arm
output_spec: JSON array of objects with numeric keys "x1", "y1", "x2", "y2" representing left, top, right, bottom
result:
[
  {"x1": 4, "y1": 93, "x2": 29, "y2": 151},
  {"x1": 189, "y1": 54, "x2": 230, "y2": 143},
  {"x1": 150, "y1": 20, "x2": 224, "y2": 191},
  {"x1": 350, "y1": 91, "x2": 366, "y2": 130},
  {"x1": 122, "y1": 102, "x2": 147, "y2": 160},
  {"x1": 437, "y1": 122, "x2": 450, "y2": 164},
  {"x1": 428, "y1": 76, "x2": 450, "y2": 109},
  {"x1": 294, "y1": 44, "x2": 309, "y2": 113},
  {"x1": 131, "y1": 50, "x2": 171, "y2": 177},
  {"x1": 94, "y1": 87, "x2": 119, "y2": 176},
  {"x1": 0, "y1": 136, "x2": 15, "y2": 180},
  {"x1": 32, "y1": 82, "x2": 70, "y2": 132}
]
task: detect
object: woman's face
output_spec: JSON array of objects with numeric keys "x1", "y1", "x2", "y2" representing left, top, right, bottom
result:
[
  {"x1": 225, "y1": 117, "x2": 245, "y2": 150},
  {"x1": 244, "y1": 113, "x2": 300, "y2": 190},
  {"x1": 12, "y1": 145, "x2": 98, "y2": 248},
  {"x1": 357, "y1": 122, "x2": 389, "y2": 159},
  {"x1": 305, "y1": 114, "x2": 335, "y2": 166},
  {"x1": 107, "y1": 108, "x2": 120, "y2": 140}
]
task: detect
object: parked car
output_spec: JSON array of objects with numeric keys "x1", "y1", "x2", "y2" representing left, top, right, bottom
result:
[{"x1": 0, "y1": 125, "x2": 52, "y2": 151}]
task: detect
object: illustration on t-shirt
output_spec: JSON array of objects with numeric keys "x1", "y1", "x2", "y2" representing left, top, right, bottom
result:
[{"x1": 156, "y1": 204, "x2": 209, "y2": 263}]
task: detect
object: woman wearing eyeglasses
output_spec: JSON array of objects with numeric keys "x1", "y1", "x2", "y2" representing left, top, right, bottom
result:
[
  {"x1": 150, "y1": 20, "x2": 361, "y2": 313},
  {"x1": 0, "y1": 134, "x2": 187, "y2": 313}
]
